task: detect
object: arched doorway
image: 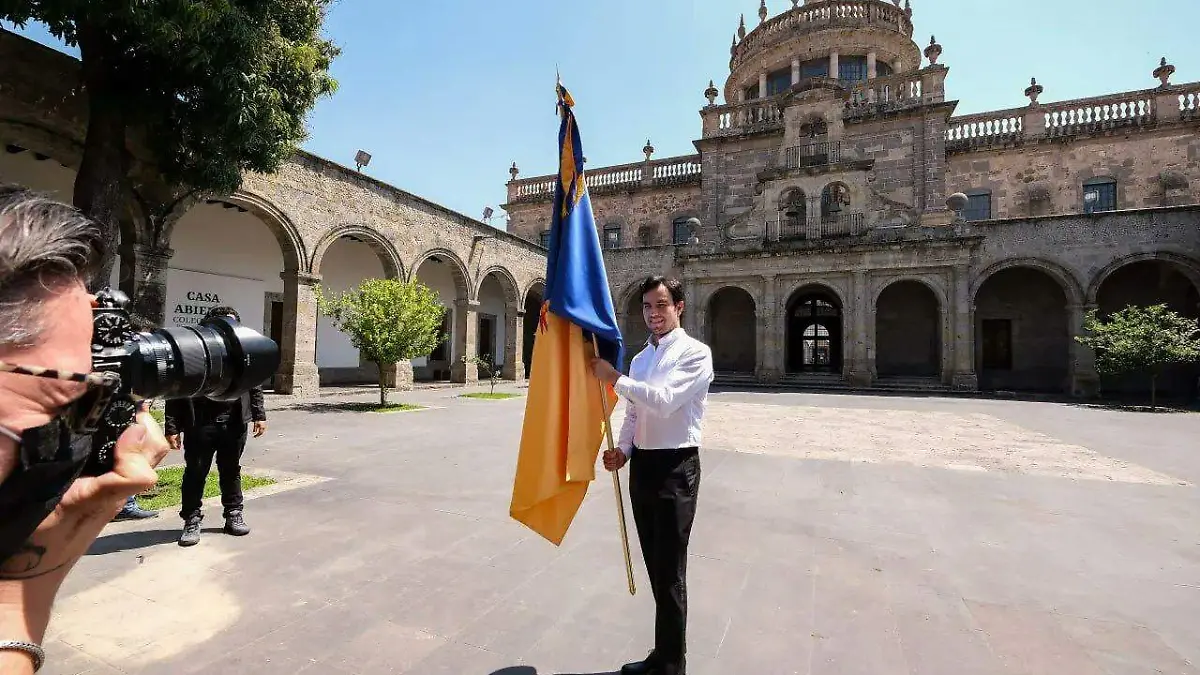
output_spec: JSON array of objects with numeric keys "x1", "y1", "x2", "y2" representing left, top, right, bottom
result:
[
  {"x1": 311, "y1": 235, "x2": 391, "y2": 385},
  {"x1": 476, "y1": 268, "x2": 521, "y2": 378},
  {"x1": 1095, "y1": 259, "x2": 1200, "y2": 399},
  {"x1": 411, "y1": 252, "x2": 469, "y2": 382},
  {"x1": 708, "y1": 287, "x2": 757, "y2": 373},
  {"x1": 876, "y1": 280, "x2": 941, "y2": 378},
  {"x1": 974, "y1": 266, "x2": 1070, "y2": 392},
  {"x1": 523, "y1": 282, "x2": 545, "y2": 379},
  {"x1": 786, "y1": 288, "x2": 842, "y2": 373}
]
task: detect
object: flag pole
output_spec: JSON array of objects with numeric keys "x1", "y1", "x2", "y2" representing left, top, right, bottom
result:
[{"x1": 593, "y1": 335, "x2": 636, "y2": 596}]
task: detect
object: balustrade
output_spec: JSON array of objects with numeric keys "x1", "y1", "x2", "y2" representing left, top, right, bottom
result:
[
  {"x1": 1043, "y1": 94, "x2": 1154, "y2": 137},
  {"x1": 1180, "y1": 87, "x2": 1200, "y2": 122},
  {"x1": 783, "y1": 141, "x2": 842, "y2": 168},
  {"x1": 701, "y1": 93, "x2": 788, "y2": 138},
  {"x1": 945, "y1": 110, "x2": 1024, "y2": 152},
  {"x1": 768, "y1": 212, "x2": 867, "y2": 241},
  {"x1": 732, "y1": 0, "x2": 912, "y2": 70},
  {"x1": 506, "y1": 155, "x2": 702, "y2": 202},
  {"x1": 844, "y1": 72, "x2": 924, "y2": 118}
]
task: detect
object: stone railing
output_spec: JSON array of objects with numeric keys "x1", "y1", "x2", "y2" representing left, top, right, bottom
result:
[
  {"x1": 945, "y1": 108, "x2": 1025, "y2": 152},
  {"x1": 732, "y1": 0, "x2": 913, "y2": 70},
  {"x1": 505, "y1": 154, "x2": 702, "y2": 204},
  {"x1": 783, "y1": 141, "x2": 843, "y2": 168},
  {"x1": 701, "y1": 92, "x2": 788, "y2": 138},
  {"x1": 1042, "y1": 91, "x2": 1155, "y2": 138},
  {"x1": 843, "y1": 70, "x2": 927, "y2": 119},
  {"x1": 768, "y1": 212, "x2": 868, "y2": 241},
  {"x1": 946, "y1": 80, "x2": 1200, "y2": 154}
]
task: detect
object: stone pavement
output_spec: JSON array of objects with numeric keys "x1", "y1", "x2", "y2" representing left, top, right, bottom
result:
[{"x1": 40, "y1": 387, "x2": 1200, "y2": 674}]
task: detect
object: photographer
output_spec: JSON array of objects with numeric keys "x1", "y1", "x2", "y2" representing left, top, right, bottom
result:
[{"x1": 0, "y1": 186, "x2": 171, "y2": 674}]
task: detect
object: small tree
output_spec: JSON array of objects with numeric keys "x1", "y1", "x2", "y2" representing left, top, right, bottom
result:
[
  {"x1": 462, "y1": 354, "x2": 500, "y2": 395},
  {"x1": 316, "y1": 278, "x2": 446, "y2": 406},
  {"x1": 1076, "y1": 303, "x2": 1200, "y2": 409}
]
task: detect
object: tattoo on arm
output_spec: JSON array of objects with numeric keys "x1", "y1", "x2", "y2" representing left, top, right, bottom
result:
[{"x1": 0, "y1": 540, "x2": 66, "y2": 580}]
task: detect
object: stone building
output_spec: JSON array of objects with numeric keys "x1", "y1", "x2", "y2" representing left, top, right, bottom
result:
[
  {"x1": 504, "y1": 0, "x2": 1200, "y2": 398},
  {"x1": 0, "y1": 29, "x2": 547, "y2": 397}
]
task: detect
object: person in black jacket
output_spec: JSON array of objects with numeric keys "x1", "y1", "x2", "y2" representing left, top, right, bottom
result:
[{"x1": 165, "y1": 306, "x2": 267, "y2": 547}]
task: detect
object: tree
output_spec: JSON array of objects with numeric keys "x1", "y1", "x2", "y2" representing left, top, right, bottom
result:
[
  {"x1": 462, "y1": 354, "x2": 500, "y2": 395},
  {"x1": 316, "y1": 278, "x2": 447, "y2": 406},
  {"x1": 1, "y1": 2, "x2": 340, "y2": 287},
  {"x1": 1076, "y1": 304, "x2": 1200, "y2": 409}
]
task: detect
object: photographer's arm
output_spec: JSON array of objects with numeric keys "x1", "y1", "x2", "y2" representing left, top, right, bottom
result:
[{"x1": 0, "y1": 413, "x2": 170, "y2": 671}]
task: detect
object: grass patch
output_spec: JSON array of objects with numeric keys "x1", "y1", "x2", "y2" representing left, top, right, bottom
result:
[
  {"x1": 135, "y1": 466, "x2": 276, "y2": 511},
  {"x1": 355, "y1": 402, "x2": 425, "y2": 413},
  {"x1": 461, "y1": 392, "x2": 522, "y2": 400},
  {"x1": 148, "y1": 407, "x2": 165, "y2": 427}
]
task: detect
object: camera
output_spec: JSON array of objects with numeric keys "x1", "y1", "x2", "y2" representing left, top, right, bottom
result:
[{"x1": 73, "y1": 288, "x2": 281, "y2": 475}]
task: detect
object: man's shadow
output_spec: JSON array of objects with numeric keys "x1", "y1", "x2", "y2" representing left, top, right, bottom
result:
[
  {"x1": 86, "y1": 527, "x2": 227, "y2": 555},
  {"x1": 489, "y1": 662, "x2": 614, "y2": 667}
]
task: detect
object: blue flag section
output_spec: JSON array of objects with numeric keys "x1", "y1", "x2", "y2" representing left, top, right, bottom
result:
[{"x1": 544, "y1": 83, "x2": 625, "y2": 369}]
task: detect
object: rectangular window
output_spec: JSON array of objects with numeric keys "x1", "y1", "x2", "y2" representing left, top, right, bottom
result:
[
  {"x1": 766, "y1": 68, "x2": 792, "y2": 96},
  {"x1": 538, "y1": 230, "x2": 551, "y2": 248},
  {"x1": 1083, "y1": 181, "x2": 1117, "y2": 213},
  {"x1": 839, "y1": 56, "x2": 869, "y2": 83},
  {"x1": 673, "y1": 219, "x2": 691, "y2": 245},
  {"x1": 477, "y1": 314, "x2": 496, "y2": 363},
  {"x1": 964, "y1": 192, "x2": 992, "y2": 221},
  {"x1": 981, "y1": 319, "x2": 1012, "y2": 371},
  {"x1": 602, "y1": 225, "x2": 621, "y2": 250},
  {"x1": 799, "y1": 58, "x2": 829, "y2": 80},
  {"x1": 744, "y1": 83, "x2": 760, "y2": 101}
]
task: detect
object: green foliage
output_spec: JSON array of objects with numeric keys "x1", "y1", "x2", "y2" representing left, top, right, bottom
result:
[
  {"x1": 1, "y1": 1, "x2": 339, "y2": 195},
  {"x1": 135, "y1": 466, "x2": 275, "y2": 512},
  {"x1": 316, "y1": 278, "x2": 447, "y2": 404},
  {"x1": 1077, "y1": 303, "x2": 1200, "y2": 406}
]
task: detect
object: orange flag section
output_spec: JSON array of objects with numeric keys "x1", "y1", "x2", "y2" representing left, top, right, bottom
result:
[{"x1": 510, "y1": 309, "x2": 618, "y2": 545}]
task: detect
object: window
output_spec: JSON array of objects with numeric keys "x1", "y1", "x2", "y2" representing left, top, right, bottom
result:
[
  {"x1": 743, "y1": 83, "x2": 760, "y2": 101},
  {"x1": 799, "y1": 58, "x2": 829, "y2": 80},
  {"x1": 602, "y1": 224, "x2": 621, "y2": 250},
  {"x1": 964, "y1": 191, "x2": 992, "y2": 221},
  {"x1": 766, "y1": 68, "x2": 792, "y2": 96},
  {"x1": 1083, "y1": 178, "x2": 1117, "y2": 213},
  {"x1": 672, "y1": 217, "x2": 693, "y2": 245},
  {"x1": 839, "y1": 55, "x2": 869, "y2": 83},
  {"x1": 877, "y1": 61, "x2": 894, "y2": 77},
  {"x1": 981, "y1": 319, "x2": 1012, "y2": 370},
  {"x1": 538, "y1": 230, "x2": 551, "y2": 248}
]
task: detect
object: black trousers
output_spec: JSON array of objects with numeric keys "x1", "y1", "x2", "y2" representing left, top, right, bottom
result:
[
  {"x1": 180, "y1": 424, "x2": 248, "y2": 519},
  {"x1": 629, "y1": 446, "x2": 701, "y2": 670}
]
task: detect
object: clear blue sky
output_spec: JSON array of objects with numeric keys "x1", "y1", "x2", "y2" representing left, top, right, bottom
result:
[{"x1": 8, "y1": 0, "x2": 1198, "y2": 228}]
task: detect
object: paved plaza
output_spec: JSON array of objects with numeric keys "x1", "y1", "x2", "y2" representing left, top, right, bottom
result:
[{"x1": 39, "y1": 387, "x2": 1200, "y2": 674}]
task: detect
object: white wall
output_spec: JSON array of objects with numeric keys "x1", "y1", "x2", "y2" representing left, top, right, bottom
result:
[
  {"x1": 170, "y1": 202, "x2": 283, "y2": 335},
  {"x1": 411, "y1": 259, "x2": 460, "y2": 367},
  {"x1": 0, "y1": 148, "x2": 123, "y2": 287},
  {"x1": 315, "y1": 237, "x2": 386, "y2": 368},
  {"x1": 478, "y1": 274, "x2": 508, "y2": 366}
]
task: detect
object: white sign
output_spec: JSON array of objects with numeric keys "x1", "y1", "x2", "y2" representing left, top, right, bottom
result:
[{"x1": 165, "y1": 268, "x2": 265, "y2": 333}]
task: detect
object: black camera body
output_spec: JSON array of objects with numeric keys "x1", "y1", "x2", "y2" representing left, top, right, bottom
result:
[{"x1": 75, "y1": 288, "x2": 281, "y2": 475}]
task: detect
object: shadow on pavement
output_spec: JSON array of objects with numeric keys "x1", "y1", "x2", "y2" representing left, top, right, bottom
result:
[
  {"x1": 87, "y1": 528, "x2": 181, "y2": 555},
  {"x1": 489, "y1": 668, "x2": 618, "y2": 675}
]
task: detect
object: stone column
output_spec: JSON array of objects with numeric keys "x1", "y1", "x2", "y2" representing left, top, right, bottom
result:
[
  {"x1": 1069, "y1": 303, "x2": 1100, "y2": 397},
  {"x1": 791, "y1": 57, "x2": 801, "y2": 85},
  {"x1": 867, "y1": 52, "x2": 877, "y2": 79},
  {"x1": 847, "y1": 270, "x2": 872, "y2": 387},
  {"x1": 757, "y1": 275, "x2": 782, "y2": 383},
  {"x1": 451, "y1": 299, "x2": 480, "y2": 383},
  {"x1": 759, "y1": 71, "x2": 768, "y2": 98},
  {"x1": 893, "y1": 58, "x2": 903, "y2": 74},
  {"x1": 950, "y1": 265, "x2": 979, "y2": 390},
  {"x1": 277, "y1": 271, "x2": 321, "y2": 396},
  {"x1": 117, "y1": 243, "x2": 173, "y2": 328},
  {"x1": 829, "y1": 51, "x2": 840, "y2": 81},
  {"x1": 502, "y1": 309, "x2": 525, "y2": 382},
  {"x1": 379, "y1": 361, "x2": 414, "y2": 391}
]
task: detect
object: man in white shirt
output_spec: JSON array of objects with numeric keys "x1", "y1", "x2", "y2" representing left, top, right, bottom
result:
[{"x1": 592, "y1": 275, "x2": 714, "y2": 675}]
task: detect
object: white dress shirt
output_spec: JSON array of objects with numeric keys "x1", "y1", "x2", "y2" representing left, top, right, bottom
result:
[{"x1": 615, "y1": 327, "x2": 714, "y2": 457}]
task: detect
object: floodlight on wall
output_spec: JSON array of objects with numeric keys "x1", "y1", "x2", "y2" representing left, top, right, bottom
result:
[
  {"x1": 1083, "y1": 190, "x2": 1099, "y2": 214},
  {"x1": 482, "y1": 206, "x2": 494, "y2": 221},
  {"x1": 354, "y1": 150, "x2": 372, "y2": 172},
  {"x1": 685, "y1": 217, "x2": 702, "y2": 245}
]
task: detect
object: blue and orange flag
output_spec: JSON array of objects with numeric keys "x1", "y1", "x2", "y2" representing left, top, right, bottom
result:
[{"x1": 509, "y1": 82, "x2": 624, "y2": 545}]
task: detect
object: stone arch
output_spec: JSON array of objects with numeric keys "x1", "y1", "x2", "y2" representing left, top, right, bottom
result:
[
  {"x1": 161, "y1": 189, "x2": 307, "y2": 273},
  {"x1": 619, "y1": 280, "x2": 652, "y2": 367},
  {"x1": 799, "y1": 114, "x2": 829, "y2": 138},
  {"x1": 522, "y1": 279, "x2": 546, "y2": 378},
  {"x1": 409, "y1": 248, "x2": 471, "y2": 300},
  {"x1": 874, "y1": 278, "x2": 945, "y2": 379},
  {"x1": 974, "y1": 264, "x2": 1073, "y2": 393},
  {"x1": 780, "y1": 279, "x2": 848, "y2": 316},
  {"x1": 783, "y1": 282, "x2": 845, "y2": 374},
  {"x1": 1085, "y1": 251, "x2": 1200, "y2": 306},
  {"x1": 819, "y1": 181, "x2": 853, "y2": 218},
  {"x1": 972, "y1": 258, "x2": 1084, "y2": 307},
  {"x1": 475, "y1": 265, "x2": 521, "y2": 305},
  {"x1": 707, "y1": 286, "x2": 758, "y2": 373},
  {"x1": 311, "y1": 225, "x2": 403, "y2": 279}
]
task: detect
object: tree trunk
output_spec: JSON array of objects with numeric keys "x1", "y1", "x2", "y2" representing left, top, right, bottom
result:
[
  {"x1": 74, "y1": 23, "x2": 130, "y2": 292},
  {"x1": 377, "y1": 364, "x2": 388, "y2": 406},
  {"x1": 1151, "y1": 373, "x2": 1157, "y2": 411}
]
